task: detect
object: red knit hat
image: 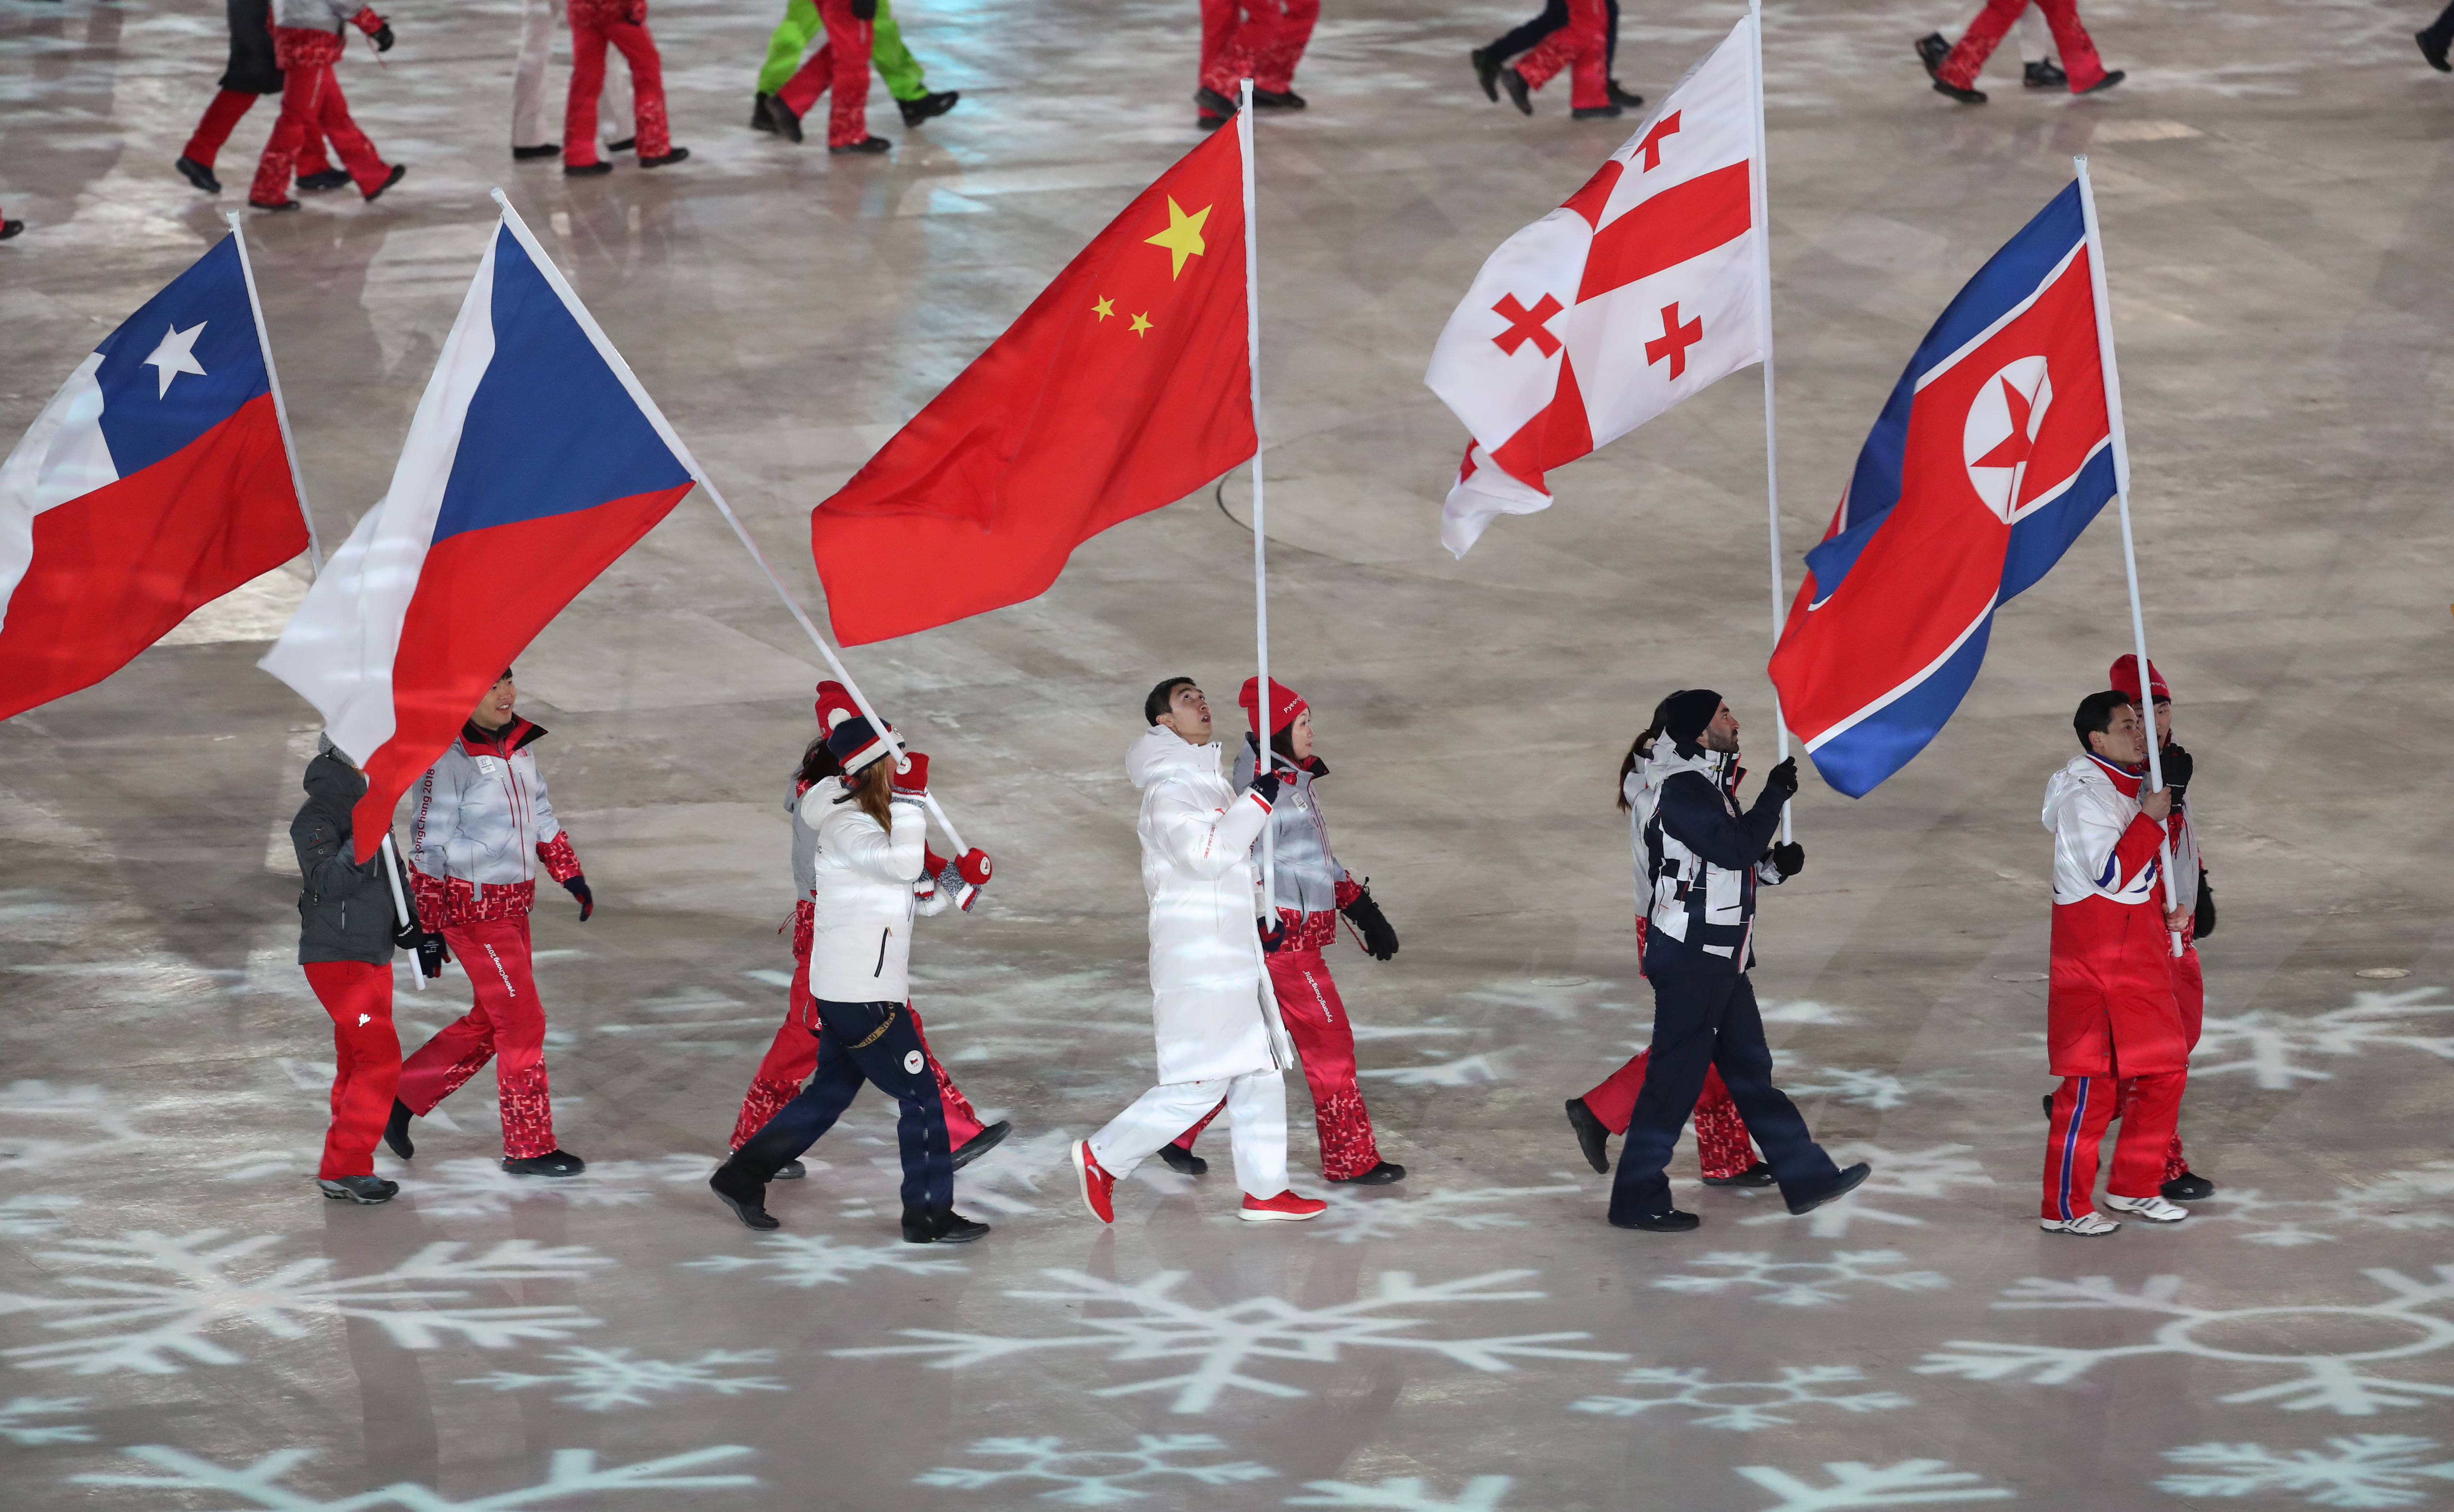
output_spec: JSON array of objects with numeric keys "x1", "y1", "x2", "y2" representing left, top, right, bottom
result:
[
  {"x1": 1238, "y1": 677, "x2": 1308, "y2": 736},
  {"x1": 2108, "y1": 655, "x2": 2171, "y2": 705},
  {"x1": 814, "y1": 680, "x2": 860, "y2": 732}
]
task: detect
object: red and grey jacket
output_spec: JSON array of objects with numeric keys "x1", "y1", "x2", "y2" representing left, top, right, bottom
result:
[
  {"x1": 272, "y1": 0, "x2": 383, "y2": 35},
  {"x1": 406, "y1": 717, "x2": 582, "y2": 927}
]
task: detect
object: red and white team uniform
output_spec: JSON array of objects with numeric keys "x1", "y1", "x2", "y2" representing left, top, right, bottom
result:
[
  {"x1": 398, "y1": 717, "x2": 585, "y2": 1161},
  {"x1": 2040, "y1": 747, "x2": 2187, "y2": 1225},
  {"x1": 250, "y1": 0, "x2": 395, "y2": 207},
  {"x1": 1935, "y1": 0, "x2": 2112, "y2": 95},
  {"x1": 2110, "y1": 655, "x2": 2208, "y2": 1188},
  {"x1": 1199, "y1": 0, "x2": 1318, "y2": 100},
  {"x1": 1511, "y1": 0, "x2": 1611, "y2": 112}
]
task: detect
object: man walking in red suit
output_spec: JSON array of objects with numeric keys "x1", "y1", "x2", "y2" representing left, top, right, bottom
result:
[
  {"x1": 562, "y1": 0, "x2": 688, "y2": 174},
  {"x1": 1195, "y1": 0, "x2": 1318, "y2": 130},
  {"x1": 1916, "y1": 0, "x2": 2123, "y2": 104},
  {"x1": 247, "y1": 0, "x2": 404, "y2": 211},
  {"x1": 768, "y1": 0, "x2": 889, "y2": 152},
  {"x1": 2039, "y1": 690, "x2": 2193, "y2": 1235},
  {"x1": 178, "y1": 0, "x2": 346, "y2": 197}
]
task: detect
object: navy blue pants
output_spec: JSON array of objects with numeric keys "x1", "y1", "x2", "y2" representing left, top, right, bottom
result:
[
  {"x1": 1488, "y1": 0, "x2": 1619, "y2": 74},
  {"x1": 1606, "y1": 962, "x2": 1840, "y2": 1223},
  {"x1": 2427, "y1": 3, "x2": 2454, "y2": 51},
  {"x1": 733, "y1": 997, "x2": 953, "y2": 1211}
]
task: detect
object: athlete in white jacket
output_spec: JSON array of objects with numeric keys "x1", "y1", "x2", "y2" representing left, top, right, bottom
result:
[{"x1": 1072, "y1": 678, "x2": 1325, "y2": 1224}]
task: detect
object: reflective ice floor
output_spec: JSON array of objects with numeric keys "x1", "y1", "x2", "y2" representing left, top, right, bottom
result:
[{"x1": 5, "y1": 0, "x2": 2454, "y2": 1508}]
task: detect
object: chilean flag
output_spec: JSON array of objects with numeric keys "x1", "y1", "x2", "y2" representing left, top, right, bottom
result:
[
  {"x1": 0, "y1": 235, "x2": 309, "y2": 720},
  {"x1": 262, "y1": 213, "x2": 696, "y2": 860},
  {"x1": 1769, "y1": 183, "x2": 2119, "y2": 798}
]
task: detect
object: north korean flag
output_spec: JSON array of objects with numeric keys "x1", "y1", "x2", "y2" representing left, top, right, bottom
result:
[
  {"x1": 0, "y1": 235, "x2": 309, "y2": 720},
  {"x1": 262, "y1": 215, "x2": 696, "y2": 858},
  {"x1": 1769, "y1": 183, "x2": 2119, "y2": 797}
]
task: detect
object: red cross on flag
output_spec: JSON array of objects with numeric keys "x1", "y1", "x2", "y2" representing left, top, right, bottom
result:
[{"x1": 1425, "y1": 14, "x2": 1767, "y2": 557}]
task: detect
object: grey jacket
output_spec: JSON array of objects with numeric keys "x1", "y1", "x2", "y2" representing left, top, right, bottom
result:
[
  {"x1": 292, "y1": 752, "x2": 413, "y2": 966},
  {"x1": 1230, "y1": 734, "x2": 1351, "y2": 917}
]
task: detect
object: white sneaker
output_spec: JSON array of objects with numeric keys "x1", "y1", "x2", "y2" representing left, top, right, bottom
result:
[
  {"x1": 2104, "y1": 1192, "x2": 2188, "y2": 1224},
  {"x1": 2039, "y1": 1212, "x2": 2121, "y2": 1236}
]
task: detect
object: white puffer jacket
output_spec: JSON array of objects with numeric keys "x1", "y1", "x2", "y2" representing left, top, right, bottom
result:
[
  {"x1": 789, "y1": 778, "x2": 951, "y2": 914},
  {"x1": 1127, "y1": 726, "x2": 1291, "y2": 1085},
  {"x1": 804, "y1": 778, "x2": 931, "y2": 1003}
]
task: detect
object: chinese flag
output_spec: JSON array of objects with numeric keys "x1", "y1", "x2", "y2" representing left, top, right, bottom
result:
[{"x1": 809, "y1": 125, "x2": 1255, "y2": 645}]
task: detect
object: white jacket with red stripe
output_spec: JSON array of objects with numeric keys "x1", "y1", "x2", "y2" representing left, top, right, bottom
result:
[{"x1": 407, "y1": 719, "x2": 581, "y2": 924}]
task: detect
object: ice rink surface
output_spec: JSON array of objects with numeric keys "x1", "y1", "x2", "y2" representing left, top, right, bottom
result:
[{"x1": 5, "y1": 1, "x2": 2454, "y2": 1508}]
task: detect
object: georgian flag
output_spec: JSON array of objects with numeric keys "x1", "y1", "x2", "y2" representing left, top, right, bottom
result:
[{"x1": 1425, "y1": 14, "x2": 1766, "y2": 558}]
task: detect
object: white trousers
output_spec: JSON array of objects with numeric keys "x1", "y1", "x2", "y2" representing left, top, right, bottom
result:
[
  {"x1": 512, "y1": 0, "x2": 631, "y2": 147},
  {"x1": 1091, "y1": 1069, "x2": 1288, "y2": 1199}
]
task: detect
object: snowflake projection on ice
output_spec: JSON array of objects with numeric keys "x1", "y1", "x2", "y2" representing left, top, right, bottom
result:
[
  {"x1": 402, "y1": 1157, "x2": 681, "y2": 1219},
  {"x1": 1358, "y1": 1053, "x2": 1506, "y2": 1087},
  {"x1": 0, "y1": 1081, "x2": 145, "y2": 1174},
  {"x1": 682, "y1": 1231, "x2": 968, "y2": 1290},
  {"x1": 1571, "y1": 1365, "x2": 1913, "y2": 1430},
  {"x1": 1285, "y1": 1178, "x2": 1586, "y2": 1245},
  {"x1": 918, "y1": 1128, "x2": 1074, "y2": 1216},
  {"x1": 2193, "y1": 988, "x2": 2454, "y2": 1090},
  {"x1": 0, "y1": 1228, "x2": 607, "y2": 1376},
  {"x1": 0, "y1": 1193, "x2": 80, "y2": 1237},
  {"x1": 914, "y1": 1435, "x2": 1274, "y2": 1505},
  {"x1": 1782, "y1": 1068, "x2": 1916, "y2": 1112},
  {"x1": 1732, "y1": 1459, "x2": 2012, "y2": 1510},
  {"x1": 1916, "y1": 1265, "x2": 2454, "y2": 1416},
  {"x1": 70, "y1": 1444, "x2": 755, "y2": 1509},
  {"x1": 459, "y1": 1347, "x2": 785, "y2": 1411},
  {"x1": 1652, "y1": 1251, "x2": 1950, "y2": 1310},
  {"x1": 837, "y1": 1267, "x2": 1624, "y2": 1412},
  {"x1": 1285, "y1": 1475, "x2": 1514, "y2": 1511},
  {"x1": 0, "y1": 1395, "x2": 94, "y2": 1445},
  {"x1": 2157, "y1": 1435, "x2": 2454, "y2": 1507},
  {"x1": 1738, "y1": 1146, "x2": 1994, "y2": 1240},
  {"x1": 2188, "y1": 1169, "x2": 2454, "y2": 1249}
]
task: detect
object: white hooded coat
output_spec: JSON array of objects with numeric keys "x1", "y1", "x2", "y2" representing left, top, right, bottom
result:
[
  {"x1": 1125, "y1": 726, "x2": 1292, "y2": 1085},
  {"x1": 804, "y1": 778, "x2": 930, "y2": 1003}
]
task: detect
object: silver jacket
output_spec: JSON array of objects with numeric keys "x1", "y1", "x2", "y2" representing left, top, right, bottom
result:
[{"x1": 1230, "y1": 734, "x2": 1350, "y2": 917}]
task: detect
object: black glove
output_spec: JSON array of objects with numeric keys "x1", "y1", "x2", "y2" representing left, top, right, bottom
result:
[
  {"x1": 1762, "y1": 756, "x2": 1799, "y2": 800},
  {"x1": 391, "y1": 913, "x2": 423, "y2": 951},
  {"x1": 416, "y1": 932, "x2": 449, "y2": 979},
  {"x1": 1340, "y1": 886, "x2": 1399, "y2": 960},
  {"x1": 2194, "y1": 873, "x2": 2216, "y2": 939},
  {"x1": 1258, "y1": 917, "x2": 1284, "y2": 955},
  {"x1": 372, "y1": 22, "x2": 394, "y2": 50},
  {"x1": 1770, "y1": 841, "x2": 1805, "y2": 878},
  {"x1": 2158, "y1": 742, "x2": 2193, "y2": 801},
  {"x1": 850, "y1": 0, "x2": 875, "y2": 17},
  {"x1": 562, "y1": 874, "x2": 594, "y2": 921},
  {"x1": 1249, "y1": 770, "x2": 1283, "y2": 805}
]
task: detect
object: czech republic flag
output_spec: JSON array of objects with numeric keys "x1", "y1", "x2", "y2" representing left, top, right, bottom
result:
[
  {"x1": 1769, "y1": 183, "x2": 2120, "y2": 798},
  {"x1": 0, "y1": 235, "x2": 309, "y2": 720},
  {"x1": 263, "y1": 213, "x2": 696, "y2": 858}
]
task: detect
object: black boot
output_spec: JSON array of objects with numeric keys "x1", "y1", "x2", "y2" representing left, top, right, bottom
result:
[
  {"x1": 1607, "y1": 78, "x2": 1643, "y2": 109},
  {"x1": 2162, "y1": 1171, "x2": 2216, "y2": 1201},
  {"x1": 1329, "y1": 1160, "x2": 1405, "y2": 1185},
  {"x1": 362, "y1": 163, "x2": 406, "y2": 202},
  {"x1": 897, "y1": 90, "x2": 959, "y2": 126},
  {"x1": 1470, "y1": 47, "x2": 1501, "y2": 102},
  {"x1": 1785, "y1": 1161, "x2": 1872, "y2": 1216},
  {"x1": 1610, "y1": 1208, "x2": 1700, "y2": 1232},
  {"x1": 902, "y1": 1205, "x2": 990, "y2": 1243},
  {"x1": 0, "y1": 220, "x2": 22, "y2": 241},
  {"x1": 511, "y1": 143, "x2": 562, "y2": 160},
  {"x1": 1702, "y1": 1161, "x2": 1775, "y2": 1188},
  {"x1": 175, "y1": 155, "x2": 221, "y2": 193},
  {"x1": 1571, "y1": 104, "x2": 1623, "y2": 120},
  {"x1": 2023, "y1": 57, "x2": 2068, "y2": 88},
  {"x1": 711, "y1": 1163, "x2": 779, "y2": 1230},
  {"x1": 384, "y1": 1098, "x2": 416, "y2": 1159},
  {"x1": 1501, "y1": 66, "x2": 1533, "y2": 116},
  {"x1": 1914, "y1": 31, "x2": 1951, "y2": 80},
  {"x1": 951, "y1": 1120, "x2": 1011, "y2": 1171},
  {"x1": 830, "y1": 135, "x2": 891, "y2": 155},
  {"x1": 2077, "y1": 69, "x2": 2124, "y2": 95},
  {"x1": 1252, "y1": 87, "x2": 1306, "y2": 110},
  {"x1": 751, "y1": 92, "x2": 778, "y2": 131},
  {"x1": 1564, "y1": 1097, "x2": 1610, "y2": 1174},
  {"x1": 1932, "y1": 77, "x2": 1987, "y2": 105},
  {"x1": 606, "y1": 136, "x2": 636, "y2": 153},
  {"x1": 2424, "y1": 28, "x2": 2454, "y2": 72},
  {"x1": 319, "y1": 1174, "x2": 399, "y2": 1204},
  {"x1": 296, "y1": 168, "x2": 352, "y2": 192},
  {"x1": 1159, "y1": 1142, "x2": 1207, "y2": 1176},
  {"x1": 769, "y1": 96, "x2": 805, "y2": 144},
  {"x1": 502, "y1": 1149, "x2": 586, "y2": 1177},
  {"x1": 640, "y1": 147, "x2": 690, "y2": 168},
  {"x1": 564, "y1": 160, "x2": 614, "y2": 177}
]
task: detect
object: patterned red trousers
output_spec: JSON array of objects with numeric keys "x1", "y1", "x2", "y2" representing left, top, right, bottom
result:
[
  {"x1": 1198, "y1": 0, "x2": 1318, "y2": 96},
  {"x1": 249, "y1": 30, "x2": 389, "y2": 204},
  {"x1": 396, "y1": 914, "x2": 559, "y2": 1160},
  {"x1": 184, "y1": 88, "x2": 334, "y2": 177},
  {"x1": 566, "y1": 0, "x2": 671, "y2": 164},
  {"x1": 1937, "y1": 0, "x2": 2109, "y2": 92},
  {"x1": 1581, "y1": 1046, "x2": 1759, "y2": 1181},
  {"x1": 775, "y1": 0, "x2": 873, "y2": 148},
  {"x1": 1512, "y1": 0, "x2": 1610, "y2": 110}
]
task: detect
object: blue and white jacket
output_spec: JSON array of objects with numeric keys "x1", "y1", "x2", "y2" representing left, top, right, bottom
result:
[{"x1": 1627, "y1": 738, "x2": 1788, "y2": 975}]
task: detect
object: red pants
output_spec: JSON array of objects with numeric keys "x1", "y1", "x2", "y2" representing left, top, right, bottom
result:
[
  {"x1": 2117, "y1": 940, "x2": 2204, "y2": 1182},
  {"x1": 1938, "y1": 0, "x2": 2109, "y2": 91},
  {"x1": 184, "y1": 88, "x2": 333, "y2": 178},
  {"x1": 1511, "y1": 0, "x2": 1609, "y2": 110},
  {"x1": 1174, "y1": 916, "x2": 1383, "y2": 1180},
  {"x1": 1198, "y1": 0, "x2": 1319, "y2": 96},
  {"x1": 566, "y1": 0, "x2": 671, "y2": 164},
  {"x1": 250, "y1": 32, "x2": 389, "y2": 204},
  {"x1": 305, "y1": 960, "x2": 401, "y2": 1180},
  {"x1": 1581, "y1": 1045, "x2": 1759, "y2": 1181},
  {"x1": 2043, "y1": 1068, "x2": 2182, "y2": 1220},
  {"x1": 776, "y1": 0, "x2": 873, "y2": 148},
  {"x1": 396, "y1": 915, "x2": 559, "y2": 1160}
]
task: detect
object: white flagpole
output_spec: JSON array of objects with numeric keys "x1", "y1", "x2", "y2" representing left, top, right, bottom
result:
[
  {"x1": 485, "y1": 190, "x2": 972, "y2": 856},
  {"x1": 1238, "y1": 81, "x2": 1276, "y2": 916},
  {"x1": 226, "y1": 213, "x2": 322, "y2": 577},
  {"x1": 1745, "y1": 0, "x2": 1791, "y2": 843},
  {"x1": 2075, "y1": 156, "x2": 2181, "y2": 957},
  {"x1": 377, "y1": 834, "x2": 424, "y2": 991}
]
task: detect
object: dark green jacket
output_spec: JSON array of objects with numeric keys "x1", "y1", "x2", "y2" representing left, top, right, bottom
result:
[{"x1": 292, "y1": 752, "x2": 412, "y2": 965}]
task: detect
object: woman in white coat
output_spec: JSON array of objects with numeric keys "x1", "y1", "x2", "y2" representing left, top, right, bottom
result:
[
  {"x1": 1070, "y1": 677, "x2": 1326, "y2": 1224},
  {"x1": 709, "y1": 713, "x2": 989, "y2": 1246}
]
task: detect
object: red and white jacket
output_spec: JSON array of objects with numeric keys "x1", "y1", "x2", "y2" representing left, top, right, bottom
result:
[
  {"x1": 2041, "y1": 751, "x2": 2185, "y2": 1077},
  {"x1": 407, "y1": 718, "x2": 583, "y2": 928}
]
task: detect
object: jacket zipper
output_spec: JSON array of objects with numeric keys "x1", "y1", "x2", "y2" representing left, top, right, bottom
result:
[{"x1": 874, "y1": 926, "x2": 890, "y2": 977}]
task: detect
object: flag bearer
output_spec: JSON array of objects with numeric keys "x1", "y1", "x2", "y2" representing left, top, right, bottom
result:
[
  {"x1": 384, "y1": 669, "x2": 594, "y2": 1177},
  {"x1": 750, "y1": 0, "x2": 957, "y2": 137},
  {"x1": 246, "y1": 0, "x2": 405, "y2": 212}
]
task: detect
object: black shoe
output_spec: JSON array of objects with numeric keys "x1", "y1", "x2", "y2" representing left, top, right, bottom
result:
[
  {"x1": 898, "y1": 90, "x2": 958, "y2": 126},
  {"x1": 774, "y1": 1158, "x2": 805, "y2": 1180},
  {"x1": 1914, "y1": 31, "x2": 1951, "y2": 80},
  {"x1": 606, "y1": 137, "x2": 636, "y2": 153},
  {"x1": 2078, "y1": 69, "x2": 2124, "y2": 95},
  {"x1": 1471, "y1": 47, "x2": 1501, "y2": 102},
  {"x1": 1932, "y1": 77, "x2": 1987, "y2": 104},
  {"x1": 512, "y1": 143, "x2": 562, "y2": 160},
  {"x1": 1607, "y1": 78, "x2": 1643, "y2": 109},
  {"x1": 711, "y1": 1164, "x2": 779, "y2": 1230},
  {"x1": 830, "y1": 135, "x2": 891, "y2": 155},
  {"x1": 1330, "y1": 1160, "x2": 1406, "y2": 1185},
  {"x1": 752, "y1": 92, "x2": 778, "y2": 131},
  {"x1": 0, "y1": 220, "x2": 22, "y2": 241},
  {"x1": 296, "y1": 168, "x2": 352, "y2": 192},
  {"x1": 2162, "y1": 1171, "x2": 2216, "y2": 1201},
  {"x1": 502, "y1": 1149, "x2": 586, "y2": 1177},
  {"x1": 769, "y1": 96, "x2": 805, "y2": 143},
  {"x1": 1194, "y1": 85, "x2": 1238, "y2": 119},
  {"x1": 951, "y1": 1120, "x2": 1011, "y2": 1171},
  {"x1": 362, "y1": 163, "x2": 406, "y2": 202},
  {"x1": 640, "y1": 148, "x2": 689, "y2": 169},
  {"x1": 2023, "y1": 57, "x2": 2068, "y2": 88},
  {"x1": 1252, "y1": 88, "x2": 1305, "y2": 110},
  {"x1": 1610, "y1": 1208, "x2": 1701, "y2": 1232},
  {"x1": 248, "y1": 197, "x2": 301, "y2": 212},
  {"x1": 1196, "y1": 112, "x2": 1229, "y2": 132},
  {"x1": 1159, "y1": 1142, "x2": 1208, "y2": 1176},
  {"x1": 2424, "y1": 30, "x2": 2454, "y2": 72},
  {"x1": 2043, "y1": 1092, "x2": 2055, "y2": 1121},
  {"x1": 1702, "y1": 1160, "x2": 1776, "y2": 1188},
  {"x1": 564, "y1": 160, "x2": 614, "y2": 176},
  {"x1": 175, "y1": 155, "x2": 221, "y2": 193},
  {"x1": 902, "y1": 1205, "x2": 990, "y2": 1243},
  {"x1": 1786, "y1": 1161, "x2": 1872, "y2": 1216},
  {"x1": 1571, "y1": 104, "x2": 1624, "y2": 120},
  {"x1": 384, "y1": 1099, "x2": 416, "y2": 1159},
  {"x1": 1501, "y1": 66, "x2": 1533, "y2": 116},
  {"x1": 319, "y1": 1174, "x2": 399, "y2": 1204},
  {"x1": 1564, "y1": 1098, "x2": 1611, "y2": 1174}
]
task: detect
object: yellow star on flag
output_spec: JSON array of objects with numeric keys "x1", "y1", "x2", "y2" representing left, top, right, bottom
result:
[
  {"x1": 1144, "y1": 198, "x2": 1212, "y2": 280},
  {"x1": 1129, "y1": 312, "x2": 1153, "y2": 337},
  {"x1": 1092, "y1": 295, "x2": 1115, "y2": 321}
]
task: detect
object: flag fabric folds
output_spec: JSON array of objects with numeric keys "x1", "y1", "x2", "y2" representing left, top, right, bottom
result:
[
  {"x1": 1768, "y1": 182, "x2": 2119, "y2": 798},
  {"x1": 809, "y1": 124, "x2": 1255, "y2": 647},
  {"x1": 262, "y1": 216, "x2": 697, "y2": 859},
  {"x1": 0, "y1": 235, "x2": 308, "y2": 719},
  {"x1": 1424, "y1": 15, "x2": 1766, "y2": 558}
]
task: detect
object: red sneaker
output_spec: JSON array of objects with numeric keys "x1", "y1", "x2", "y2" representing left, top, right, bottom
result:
[
  {"x1": 1239, "y1": 1190, "x2": 1327, "y2": 1222},
  {"x1": 1071, "y1": 1139, "x2": 1115, "y2": 1224}
]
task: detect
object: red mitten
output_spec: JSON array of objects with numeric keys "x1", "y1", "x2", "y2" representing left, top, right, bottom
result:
[
  {"x1": 944, "y1": 848, "x2": 992, "y2": 911},
  {"x1": 891, "y1": 752, "x2": 930, "y2": 798},
  {"x1": 350, "y1": 7, "x2": 384, "y2": 34}
]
